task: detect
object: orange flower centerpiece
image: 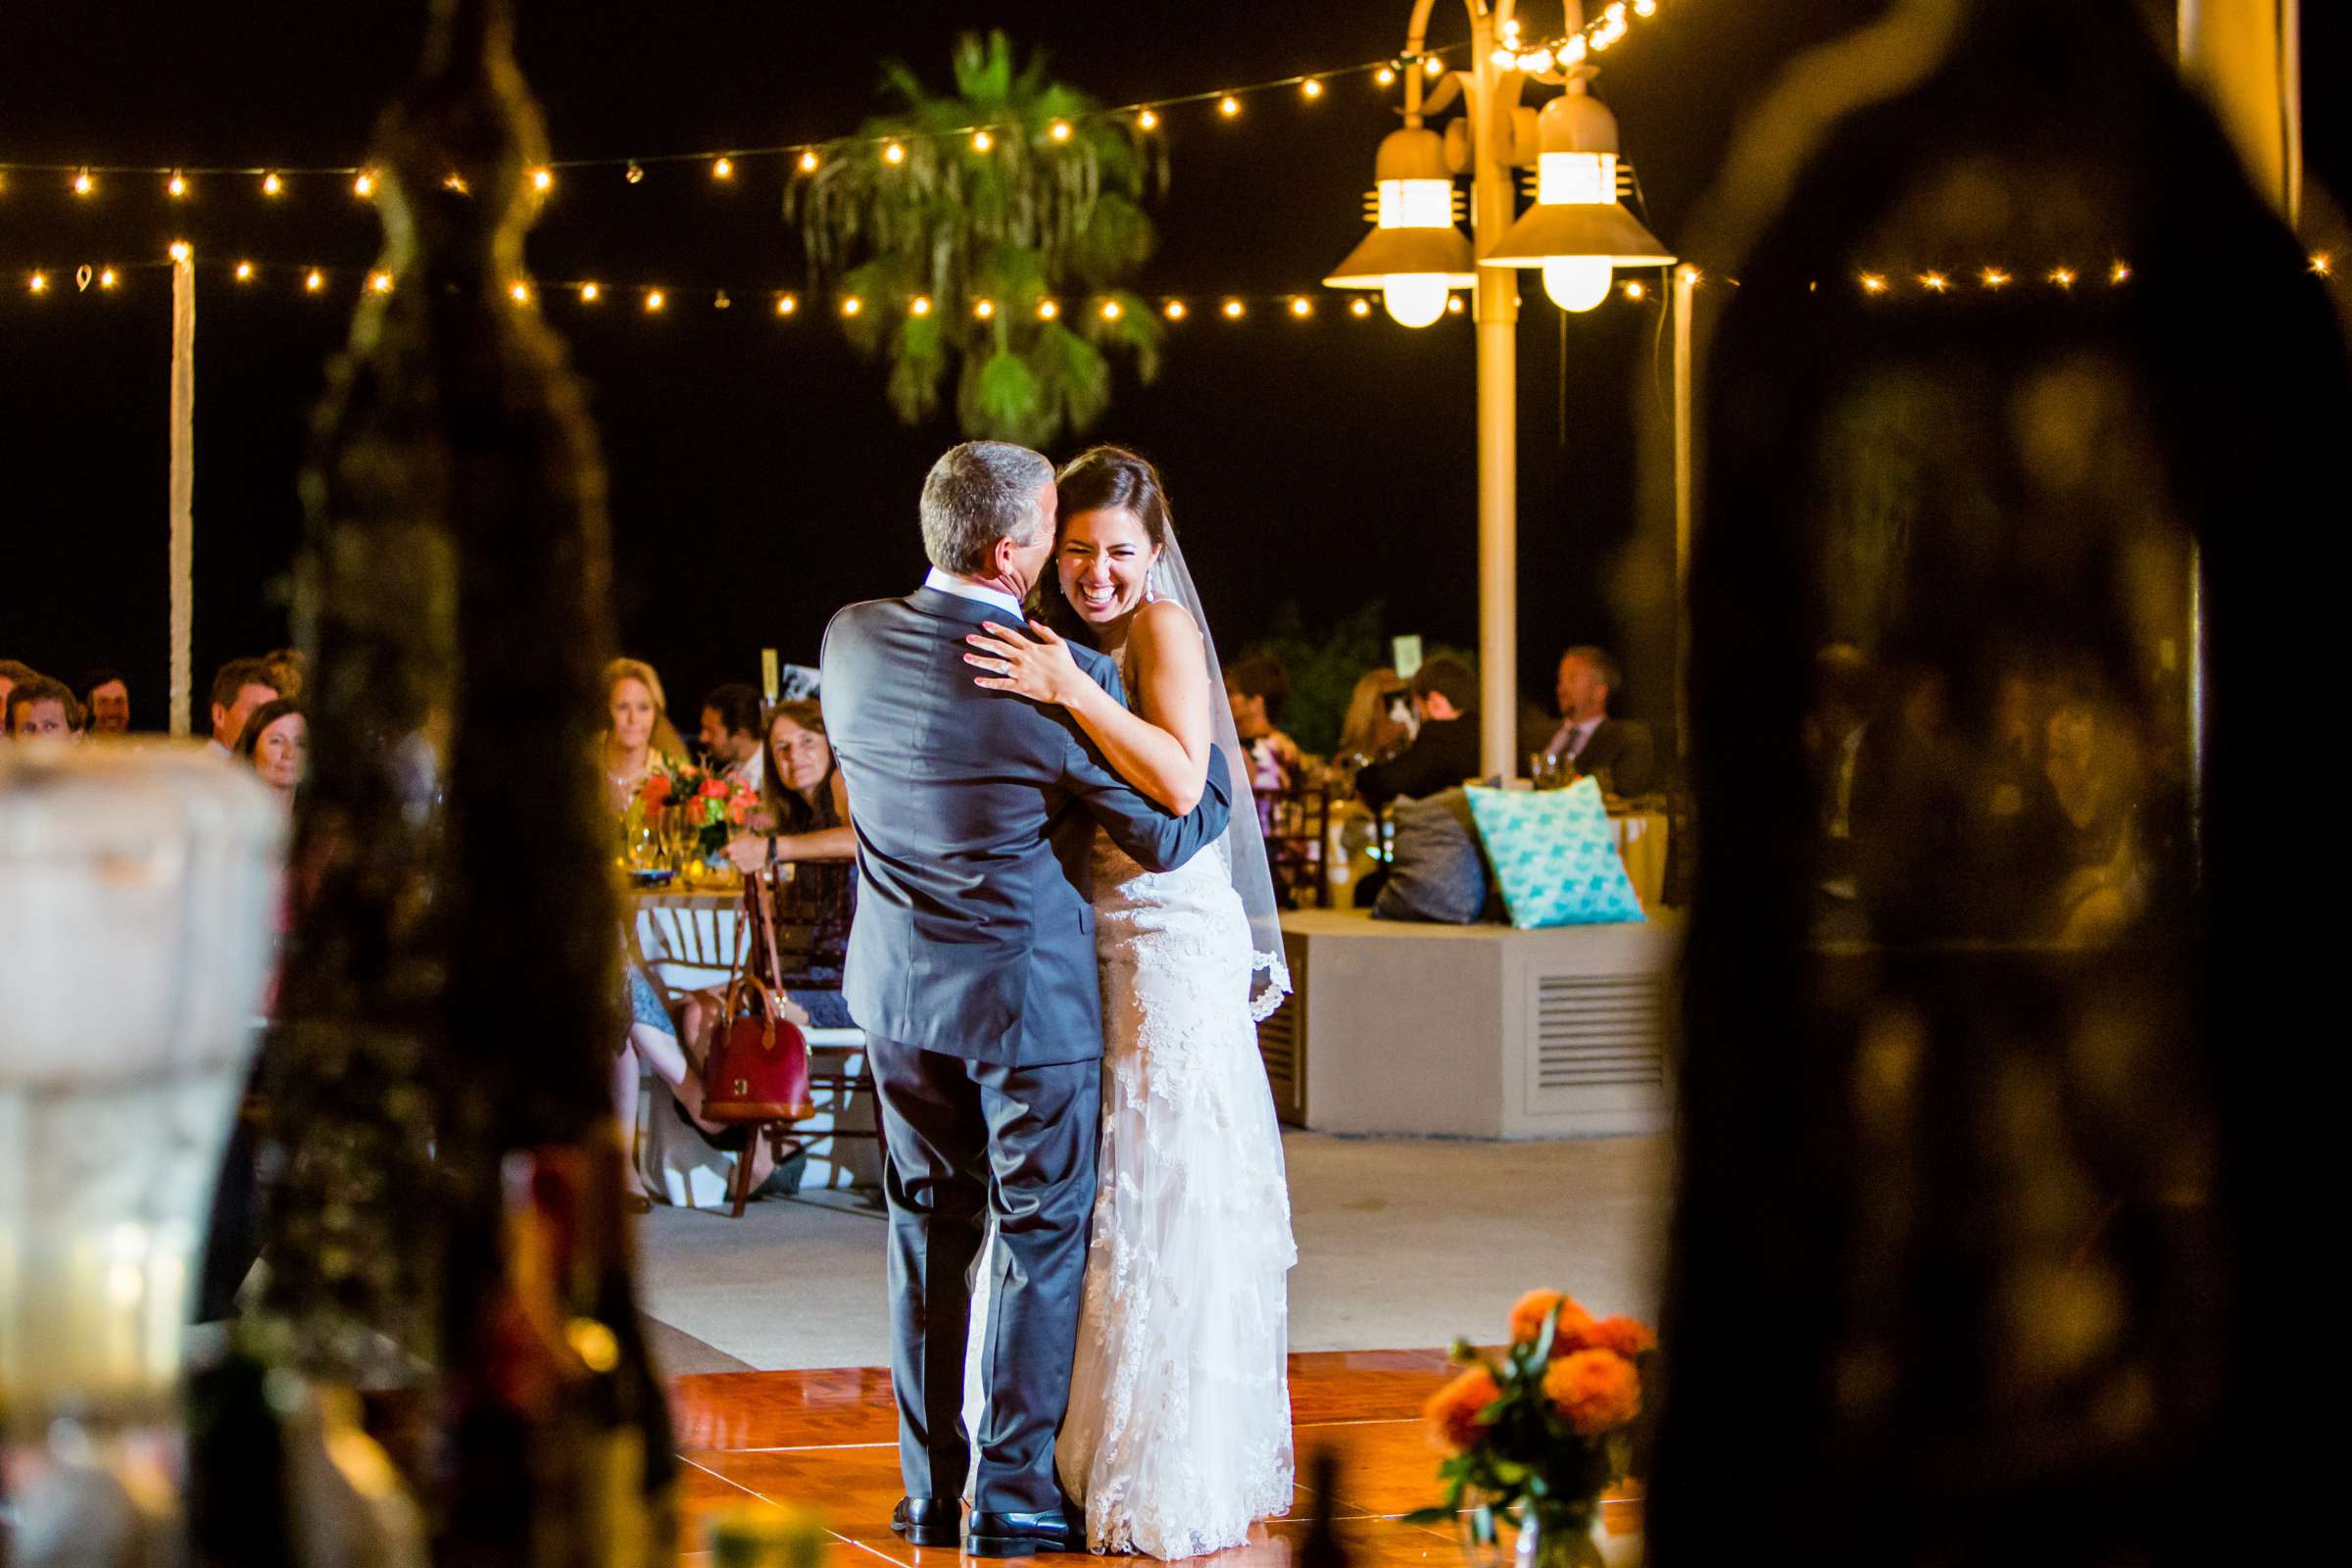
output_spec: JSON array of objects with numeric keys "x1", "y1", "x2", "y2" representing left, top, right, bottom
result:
[
  {"x1": 641, "y1": 757, "x2": 759, "y2": 867},
  {"x1": 1406, "y1": 1291, "x2": 1658, "y2": 1568}
]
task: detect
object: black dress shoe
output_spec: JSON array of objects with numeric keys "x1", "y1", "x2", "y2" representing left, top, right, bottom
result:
[
  {"x1": 963, "y1": 1507, "x2": 1085, "y2": 1557},
  {"x1": 891, "y1": 1497, "x2": 961, "y2": 1548}
]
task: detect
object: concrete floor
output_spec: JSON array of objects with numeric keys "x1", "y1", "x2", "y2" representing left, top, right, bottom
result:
[{"x1": 638, "y1": 1130, "x2": 1671, "y2": 1373}]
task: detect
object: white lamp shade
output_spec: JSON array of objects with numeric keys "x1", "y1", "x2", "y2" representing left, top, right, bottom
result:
[{"x1": 1382, "y1": 276, "x2": 1453, "y2": 327}]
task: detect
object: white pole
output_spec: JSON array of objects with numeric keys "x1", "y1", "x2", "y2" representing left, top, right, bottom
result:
[
  {"x1": 1671, "y1": 264, "x2": 1694, "y2": 758},
  {"x1": 169, "y1": 252, "x2": 196, "y2": 738},
  {"x1": 2179, "y1": 0, "x2": 2300, "y2": 224},
  {"x1": 1469, "y1": 7, "x2": 1521, "y2": 781}
]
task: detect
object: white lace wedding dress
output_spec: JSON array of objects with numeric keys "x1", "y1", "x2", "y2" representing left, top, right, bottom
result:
[{"x1": 1052, "y1": 825, "x2": 1298, "y2": 1557}]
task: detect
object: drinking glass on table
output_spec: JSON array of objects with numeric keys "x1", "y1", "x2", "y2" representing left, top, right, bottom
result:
[{"x1": 1529, "y1": 751, "x2": 1568, "y2": 790}]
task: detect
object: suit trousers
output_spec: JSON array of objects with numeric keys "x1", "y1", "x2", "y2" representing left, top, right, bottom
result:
[{"x1": 867, "y1": 1033, "x2": 1101, "y2": 1516}]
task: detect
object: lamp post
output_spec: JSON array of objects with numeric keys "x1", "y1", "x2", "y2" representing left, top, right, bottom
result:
[{"x1": 1327, "y1": 2, "x2": 1672, "y2": 778}]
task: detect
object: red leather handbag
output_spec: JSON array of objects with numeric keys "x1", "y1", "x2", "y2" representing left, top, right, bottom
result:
[{"x1": 700, "y1": 874, "x2": 813, "y2": 1122}]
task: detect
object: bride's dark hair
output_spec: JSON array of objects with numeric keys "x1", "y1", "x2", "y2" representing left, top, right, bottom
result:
[{"x1": 1034, "y1": 444, "x2": 1174, "y2": 643}]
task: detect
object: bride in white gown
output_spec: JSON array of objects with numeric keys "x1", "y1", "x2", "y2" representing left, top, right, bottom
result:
[{"x1": 962, "y1": 445, "x2": 1297, "y2": 1558}]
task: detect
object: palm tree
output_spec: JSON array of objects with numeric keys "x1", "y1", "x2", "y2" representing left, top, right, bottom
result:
[{"x1": 788, "y1": 31, "x2": 1167, "y2": 446}]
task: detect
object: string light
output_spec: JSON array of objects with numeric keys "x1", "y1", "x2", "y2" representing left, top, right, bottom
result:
[
  {"x1": 626, "y1": 162, "x2": 645, "y2": 183},
  {"x1": 262, "y1": 172, "x2": 283, "y2": 197},
  {"x1": 2313, "y1": 252, "x2": 2334, "y2": 277},
  {"x1": 713, "y1": 289, "x2": 731, "y2": 310},
  {"x1": 510, "y1": 280, "x2": 531, "y2": 305},
  {"x1": 1446, "y1": 295, "x2": 1465, "y2": 314},
  {"x1": 1860, "y1": 272, "x2": 1888, "y2": 295},
  {"x1": 234, "y1": 260, "x2": 253, "y2": 281},
  {"x1": 2109, "y1": 261, "x2": 2132, "y2": 284},
  {"x1": 1621, "y1": 278, "x2": 1646, "y2": 301},
  {"x1": 972, "y1": 129, "x2": 994, "y2": 153},
  {"x1": 1375, "y1": 66, "x2": 1396, "y2": 86},
  {"x1": 1137, "y1": 109, "x2": 1159, "y2": 131},
  {"x1": 1423, "y1": 55, "x2": 1444, "y2": 76},
  {"x1": 1164, "y1": 299, "x2": 1188, "y2": 320},
  {"x1": 1350, "y1": 297, "x2": 1372, "y2": 317},
  {"x1": 1919, "y1": 271, "x2": 1949, "y2": 293},
  {"x1": 972, "y1": 298, "x2": 995, "y2": 318},
  {"x1": 96, "y1": 266, "x2": 120, "y2": 289},
  {"x1": 73, "y1": 169, "x2": 94, "y2": 197},
  {"x1": 840, "y1": 295, "x2": 861, "y2": 317},
  {"x1": 531, "y1": 168, "x2": 554, "y2": 192},
  {"x1": 1222, "y1": 298, "x2": 1246, "y2": 318},
  {"x1": 1300, "y1": 78, "x2": 1323, "y2": 99},
  {"x1": 1218, "y1": 95, "x2": 1242, "y2": 118},
  {"x1": 169, "y1": 240, "x2": 192, "y2": 263},
  {"x1": 442, "y1": 172, "x2": 469, "y2": 195},
  {"x1": 883, "y1": 141, "x2": 906, "y2": 166},
  {"x1": 799, "y1": 150, "x2": 819, "y2": 173},
  {"x1": 2049, "y1": 267, "x2": 2076, "y2": 289},
  {"x1": 353, "y1": 171, "x2": 376, "y2": 198},
  {"x1": 1037, "y1": 298, "x2": 1060, "y2": 319},
  {"x1": 167, "y1": 172, "x2": 187, "y2": 198},
  {"x1": 28, "y1": 271, "x2": 48, "y2": 294},
  {"x1": 368, "y1": 270, "x2": 393, "y2": 293},
  {"x1": 1100, "y1": 299, "x2": 1122, "y2": 320},
  {"x1": 1499, "y1": 0, "x2": 1667, "y2": 74},
  {"x1": 645, "y1": 289, "x2": 666, "y2": 312},
  {"x1": 580, "y1": 281, "x2": 602, "y2": 302},
  {"x1": 1289, "y1": 295, "x2": 1313, "y2": 317},
  {"x1": 1678, "y1": 265, "x2": 1702, "y2": 286},
  {"x1": 305, "y1": 269, "x2": 324, "y2": 292},
  {"x1": 909, "y1": 295, "x2": 932, "y2": 316},
  {"x1": 1049, "y1": 121, "x2": 1072, "y2": 143},
  {"x1": 1981, "y1": 267, "x2": 2011, "y2": 289},
  {"x1": 774, "y1": 292, "x2": 797, "y2": 315},
  {"x1": 711, "y1": 157, "x2": 734, "y2": 179}
]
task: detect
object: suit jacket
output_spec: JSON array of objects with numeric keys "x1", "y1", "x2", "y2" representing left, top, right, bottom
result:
[
  {"x1": 1567, "y1": 716, "x2": 1658, "y2": 797},
  {"x1": 819, "y1": 587, "x2": 1233, "y2": 1066},
  {"x1": 1356, "y1": 712, "x2": 1484, "y2": 809}
]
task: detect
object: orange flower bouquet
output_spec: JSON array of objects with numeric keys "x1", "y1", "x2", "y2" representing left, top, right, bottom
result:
[
  {"x1": 640, "y1": 758, "x2": 759, "y2": 864},
  {"x1": 1405, "y1": 1291, "x2": 1658, "y2": 1568}
]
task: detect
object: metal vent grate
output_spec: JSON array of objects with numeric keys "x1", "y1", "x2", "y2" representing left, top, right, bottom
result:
[
  {"x1": 1532, "y1": 972, "x2": 1665, "y2": 1093},
  {"x1": 1257, "y1": 997, "x2": 1304, "y2": 1127}
]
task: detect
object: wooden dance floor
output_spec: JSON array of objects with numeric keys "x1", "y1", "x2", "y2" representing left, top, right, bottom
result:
[{"x1": 669, "y1": 1348, "x2": 1642, "y2": 1564}]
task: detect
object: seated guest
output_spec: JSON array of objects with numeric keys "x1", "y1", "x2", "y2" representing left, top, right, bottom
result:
[
  {"x1": 1356, "y1": 656, "x2": 1481, "y2": 809},
  {"x1": 233, "y1": 698, "x2": 307, "y2": 799},
  {"x1": 1225, "y1": 655, "x2": 1305, "y2": 795},
  {"x1": 721, "y1": 700, "x2": 858, "y2": 1027},
  {"x1": 0, "y1": 660, "x2": 41, "y2": 720},
  {"x1": 262, "y1": 647, "x2": 309, "y2": 703},
  {"x1": 7, "y1": 675, "x2": 85, "y2": 739},
  {"x1": 601, "y1": 656, "x2": 687, "y2": 812},
  {"x1": 1369, "y1": 787, "x2": 1503, "y2": 924},
  {"x1": 698, "y1": 681, "x2": 766, "y2": 791},
  {"x1": 80, "y1": 668, "x2": 132, "y2": 734},
  {"x1": 207, "y1": 658, "x2": 281, "y2": 759},
  {"x1": 1542, "y1": 646, "x2": 1656, "y2": 797},
  {"x1": 1336, "y1": 666, "x2": 1414, "y2": 766}
]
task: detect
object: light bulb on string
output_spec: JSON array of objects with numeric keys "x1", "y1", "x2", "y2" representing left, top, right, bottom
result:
[
  {"x1": 1375, "y1": 65, "x2": 1397, "y2": 86},
  {"x1": 369, "y1": 271, "x2": 393, "y2": 294},
  {"x1": 713, "y1": 289, "x2": 731, "y2": 310},
  {"x1": 910, "y1": 295, "x2": 932, "y2": 316},
  {"x1": 775, "y1": 293, "x2": 798, "y2": 316},
  {"x1": 1423, "y1": 55, "x2": 1444, "y2": 76},
  {"x1": 1100, "y1": 299, "x2": 1122, "y2": 320},
  {"x1": 841, "y1": 296, "x2": 861, "y2": 317},
  {"x1": 1163, "y1": 299, "x2": 1187, "y2": 320},
  {"x1": 625, "y1": 163, "x2": 645, "y2": 184},
  {"x1": 73, "y1": 170, "x2": 94, "y2": 197},
  {"x1": 234, "y1": 261, "x2": 253, "y2": 281},
  {"x1": 1300, "y1": 78, "x2": 1323, "y2": 99},
  {"x1": 305, "y1": 270, "x2": 324, "y2": 292},
  {"x1": 1049, "y1": 121, "x2": 1072, "y2": 143},
  {"x1": 1349, "y1": 297, "x2": 1372, "y2": 318},
  {"x1": 799, "y1": 150, "x2": 819, "y2": 173},
  {"x1": 510, "y1": 280, "x2": 531, "y2": 305},
  {"x1": 712, "y1": 157, "x2": 734, "y2": 179},
  {"x1": 646, "y1": 289, "x2": 666, "y2": 312},
  {"x1": 262, "y1": 172, "x2": 283, "y2": 196},
  {"x1": 883, "y1": 142, "x2": 906, "y2": 166},
  {"x1": 29, "y1": 270, "x2": 48, "y2": 294},
  {"x1": 530, "y1": 168, "x2": 553, "y2": 191},
  {"x1": 2109, "y1": 261, "x2": 2132, "y2": 284},
  {"x1": 1621, "y1": 278, "x2": 1647, "y2": 301},
  {"x1": 354, "y1": 171, "x2": 376, "y2": 198},
  {"x1": 1221, "y1": 298, "x2": 1246, "y2": 318},
  {"x1": 1981, "y1": 267, "x2": 2011, "y2": 289},
  {"x1": 167, "y1": 172, "x2": 187, "y2": 198},
  {"x1": 973, "y1": 298, "x2": 995, "y2": 318},
  {"x1": 1289, "y1": 296, "x2": 1313, "y2": 318},
  {"x1": 1217, "y1": 95, "x2": 1242, "y2": 118},
  {"x1": 972, "y1": 129, "x2": 994, "y2": 153},
  {"x1": 169, "y1": 240, "x2": 192, "y2": 263},
  {"x1": 1038, "y1": 299, "x2": 1060, "y2": 319},
  {"x1": 1860, "y1": 272, "x2": 1888, "y2": 294},
  {"x1": 1678, "y1": 265, "x2": 1702, "y2": 286},
  {"x1": 1446, "y1": 295, "x2": 1466, "y2": 315},
  {"x1": 581, "y1": 281, "x2": 602, "y2": 303},
  {"x1": 1919, "y1": 271, "x2": 1949, "y2": 293},
  {"x1": 2311, "y1": 252, "x2": 2332, "y2": 277},
  {"x1": 442, "y1": 172, "x2": 470, "y2": 195},
  {"x1": 1137, "y1": 109, "x2": 1159, "y2": 131}
]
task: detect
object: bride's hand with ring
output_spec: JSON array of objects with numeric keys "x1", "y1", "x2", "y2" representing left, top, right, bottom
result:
[{"x1": 966, "y1": 620, "x2": 1087, "y2": 707}]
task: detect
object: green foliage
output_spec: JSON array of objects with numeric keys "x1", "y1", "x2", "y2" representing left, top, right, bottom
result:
[
  {"x1": 788, "y1": 30, "x2": 1166, "y2": 445},
  {"x1": 1238, "y1": 600, "x2": 1389, "y2": 758}
]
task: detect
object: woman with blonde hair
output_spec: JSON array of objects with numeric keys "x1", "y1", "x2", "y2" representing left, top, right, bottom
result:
[
  {"x1": 601, "y1": 656, "x2": 687, "y2": 813},
  {"x1": 1336, "y1": 665, "x2": 1413, "y2": 765}
]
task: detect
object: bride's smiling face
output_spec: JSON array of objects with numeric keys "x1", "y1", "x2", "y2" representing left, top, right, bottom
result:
[{"x1": 1057, "y1": 506, "x2": 1161, "y2": 627}]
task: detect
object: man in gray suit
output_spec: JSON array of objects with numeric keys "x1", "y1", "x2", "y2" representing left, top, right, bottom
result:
[{"x1": 819, "y1": 442, "x2": 1233, "y2": 1556}]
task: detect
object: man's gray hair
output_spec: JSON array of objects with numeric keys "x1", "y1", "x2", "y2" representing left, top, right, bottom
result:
[{"x1": 920, "y1": 441, "x2": 1055, "y2": 576}]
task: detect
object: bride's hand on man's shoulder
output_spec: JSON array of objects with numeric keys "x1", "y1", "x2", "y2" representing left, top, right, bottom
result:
[{"x1": 967, "y1": 619, "x2": 1088, "y2": 707}]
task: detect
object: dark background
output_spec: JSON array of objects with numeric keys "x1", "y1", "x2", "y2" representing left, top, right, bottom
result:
[{"x1": 2, "y1": 1, "x2": 2341, "y2": 733}]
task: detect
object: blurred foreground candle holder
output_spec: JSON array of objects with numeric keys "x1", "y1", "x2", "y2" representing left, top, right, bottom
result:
[{"x1": 0, "y1": 743, "x2": 283, "y2": 1562}]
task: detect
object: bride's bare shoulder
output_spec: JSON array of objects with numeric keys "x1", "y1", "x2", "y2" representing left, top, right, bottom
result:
[{"x1": 1129, "y1": 598, "x2": 1203, "y2": 666}]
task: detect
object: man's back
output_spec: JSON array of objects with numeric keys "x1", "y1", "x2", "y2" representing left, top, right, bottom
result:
[{"x1": 821, "y1": 586, "x2": 1229, "y2": 1065}]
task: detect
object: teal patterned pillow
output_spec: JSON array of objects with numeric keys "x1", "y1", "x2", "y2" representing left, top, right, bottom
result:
[{"x1": 1463, "y1": 779, "x2": 1645, "y2": 928}]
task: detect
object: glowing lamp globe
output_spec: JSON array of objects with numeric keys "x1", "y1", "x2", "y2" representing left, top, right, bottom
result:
[
  {"x1": 1483, "y1": 88, "x2": 1675, "y2": 313},
  {"x1": 1324, "y1": 127, "x2": 1476, "y2": 327}
]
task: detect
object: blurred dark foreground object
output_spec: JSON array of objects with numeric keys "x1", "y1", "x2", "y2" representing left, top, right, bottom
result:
[{"x1": 1659, "y1": 1, "x2": 2346, "y2": 1563}]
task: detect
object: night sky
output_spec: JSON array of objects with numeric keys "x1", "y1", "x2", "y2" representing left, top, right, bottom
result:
[{"x1": 3, "y1": 1, "x2": 2342, "y2": 733}]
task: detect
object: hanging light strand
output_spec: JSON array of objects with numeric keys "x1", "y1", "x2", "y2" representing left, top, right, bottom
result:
[{"x1": 1494, "y1": 0, "x2": 1669, "y2": 75}]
